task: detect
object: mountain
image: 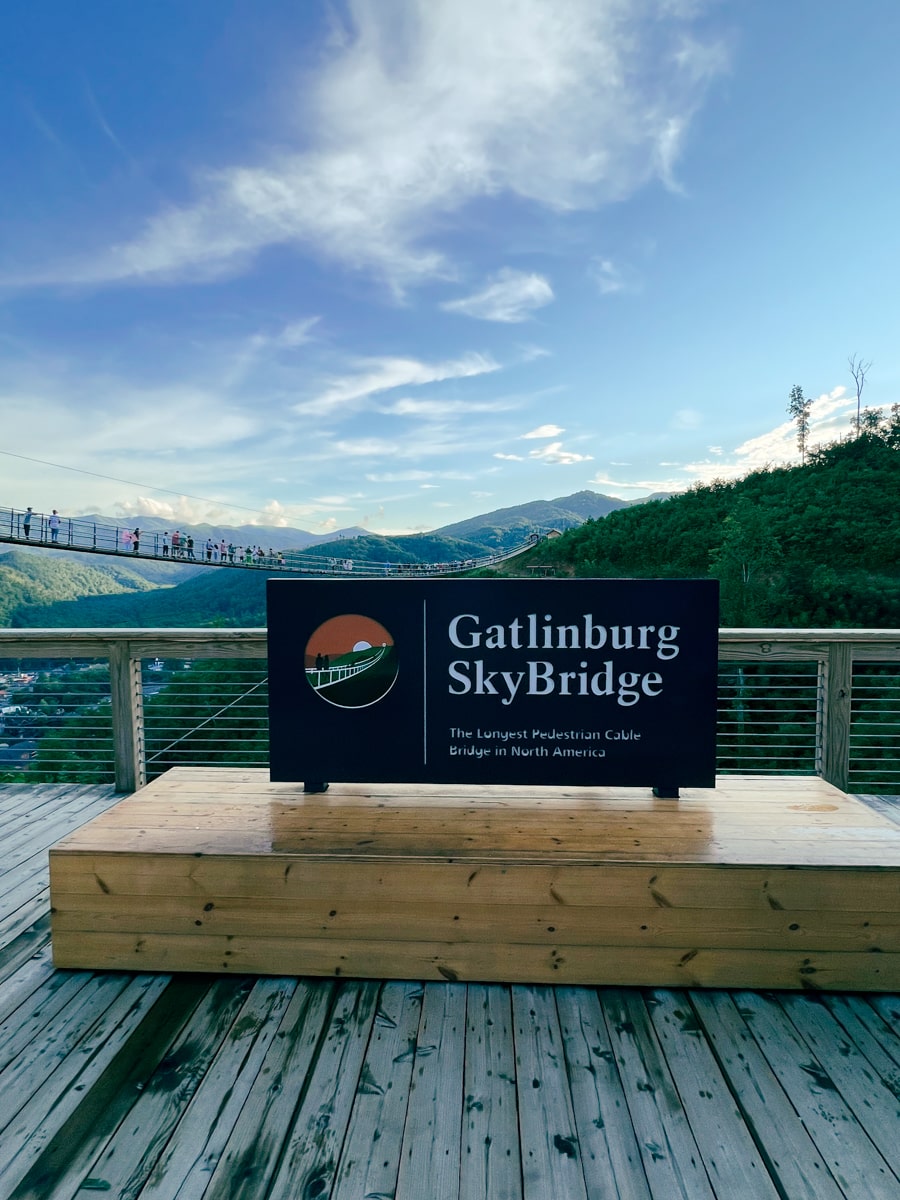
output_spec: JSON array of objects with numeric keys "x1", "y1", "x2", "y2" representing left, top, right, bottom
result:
[
  {"x1": 432, "y1": 490, "x2": 629, "y2": 549},
  {"x1": 0, "y1": 549, "x2": 165, "y2": 625},
  {"x1": 75, "y1": 514, "x2": 367, "y2": 548}
]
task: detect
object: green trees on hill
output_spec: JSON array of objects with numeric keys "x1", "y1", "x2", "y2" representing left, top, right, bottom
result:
[{"x1": 534, "y1": 413, "x2": 900, "y2": 626}]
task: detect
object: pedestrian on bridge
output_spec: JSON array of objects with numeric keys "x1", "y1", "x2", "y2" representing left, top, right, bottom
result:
[
  {"x1": 23, "y1": 507, "x2": 33, "y2": 539},
  {"x1": 49, "y1": 510, "x2": 61, "y2": 543}
]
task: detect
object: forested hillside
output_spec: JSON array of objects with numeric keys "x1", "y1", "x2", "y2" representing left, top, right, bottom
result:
[
  {"x1": 10, "y1": 565, "x2": 275, "y2": 628},
  {"x1": 0, "y1": 550, "x2": 163, "y2": 625},
  {"x1": 524, "y1": 415, "x2": 900, "y2": 626}
]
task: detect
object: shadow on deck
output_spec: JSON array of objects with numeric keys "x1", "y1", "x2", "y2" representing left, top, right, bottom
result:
[{"x1": 1, "y1": 782, "x2": 899, "y2": 1199}]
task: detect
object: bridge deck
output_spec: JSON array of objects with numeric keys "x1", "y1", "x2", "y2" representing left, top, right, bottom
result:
[{"x1": 3, "y1": 780, "x2": 900, "y2": 1198}]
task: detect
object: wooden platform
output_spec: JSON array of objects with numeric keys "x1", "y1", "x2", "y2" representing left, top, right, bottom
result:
[
  {"x1": 6, "y1": 783, "x2": 900, "y2": 1197},
  {"x1": 49, "y1": 768, "x2": 900, "y2": 990}
]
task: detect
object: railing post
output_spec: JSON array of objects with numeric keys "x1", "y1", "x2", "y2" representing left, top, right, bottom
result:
[
  {"x1": 109, "y1": 642, "x2": 146, "y2": 792},
  {"x1": 820, "y1": 642, "x2": 852, "y2": 791}
]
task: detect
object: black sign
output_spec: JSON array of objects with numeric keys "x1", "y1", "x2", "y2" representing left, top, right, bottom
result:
[{"x1": 267, "y1": 578, "x2": 718, "y2": 789}]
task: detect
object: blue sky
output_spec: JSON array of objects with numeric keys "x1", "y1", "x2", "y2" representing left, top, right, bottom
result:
[{"x1": 2, "y1": 0, "x2": 898, "y2": 535}]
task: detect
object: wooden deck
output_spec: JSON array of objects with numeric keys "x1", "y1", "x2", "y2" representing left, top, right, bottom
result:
[
  {"x1": 1, "y1": 784, "x2": 899, "y2": 1199},
  {"x1": 50, "y1": 769, "x2": 900, "y2": 990}
]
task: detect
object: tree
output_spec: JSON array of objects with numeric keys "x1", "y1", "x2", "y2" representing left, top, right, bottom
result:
[
  {"x1": 787, "y1": 384, "x2": 812, "y2": 463},
  {"x1": 709, "y1": 499, "x2": 783, "y2": 625},
  {"x1": 848, "y1": 353, "x2": 872, "y2": 434}
]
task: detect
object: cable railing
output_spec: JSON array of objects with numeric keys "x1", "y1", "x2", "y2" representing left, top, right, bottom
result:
[
  {"x1": 0, "y1": 628, "x2": 898, "y2": 794},
  {"x1": 0, "y1": 504, "x2": 537, "y2": 576}
]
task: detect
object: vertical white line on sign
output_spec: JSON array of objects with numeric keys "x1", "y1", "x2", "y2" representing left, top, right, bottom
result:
[{"x1": 422, "y1": 598, "x2": 428, "y2": 763}]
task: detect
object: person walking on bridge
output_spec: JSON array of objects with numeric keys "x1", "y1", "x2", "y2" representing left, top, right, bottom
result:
[
  {"x1": 22, "y1": 507, "x2": 33, "y2": 539},
  {"x1": 48, "y1": 510, "x2": 61, "y2": 543}
]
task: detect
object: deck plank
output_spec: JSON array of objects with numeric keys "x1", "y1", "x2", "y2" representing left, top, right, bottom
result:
[
  {"x1": 822, "y1": 993, "x2": 900, "y2": 1077},
  {"x1": 332, "y1": 980, "x2": 424, "y2": 1200},
  {"x1": 646, "y1": 989, "x2": 780, "y2": 1198},
  {"x1": 778, "y1": 992, "x2": 900, "y2": 1176},
  {"x1": 0, "y1": 943, "x2": 56, "y2": 1027},
  {"x1": 8, "y1": 976, "x2": 217, "y2": 1200},
  {"x1": 266, "y1": 980, "x2": 381, "y2": 1200},
  {"x1": 460, "y1": 983, "x2": 522, "y2": 1200},
  {"x1": 136, "y1": 977, "x2": 298, "y2": 1200},
  {"x1": 556, "y1": 986, "x2": 652, "y2": 1200},
  {"x1": 0, "y1": 974, "x2": 171, "y2": 1197},
  {"x1": 688, "y1": 990, "x2": 846, "y2": 1200},
  {"x1": 733, "y1": 990, "x2": 900, "y2": 1199},
  {"x1": 600, "y1": 989, "x2": 715, "y2": 1199},
  {"x1": 77, "y1": 976, "x2": 256, "y2": 1200},
  {"x1": 202, "y1": 979, "x2": 337, "y2": 1200},
  {"x1": 395, "y1": 982, "x2": 467, "y2": 1200},
  {"x1": 513, "y1": 985, "x2": 588, "y2": 1200}
]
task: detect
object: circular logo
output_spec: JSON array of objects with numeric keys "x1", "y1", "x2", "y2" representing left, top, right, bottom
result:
[{"x1": 304, "y1": 614, "x2": 398, "y2": 709}]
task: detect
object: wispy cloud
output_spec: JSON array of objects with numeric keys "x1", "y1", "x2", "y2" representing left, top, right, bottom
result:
[
  {"x1": 296, "y1": 352, "x2": 500, "y2": 416},
  {"x1": 589, "y1": 256, "x2": 641, "y2": 295},
  {"x1": 250, "y1": 317, "x2": 320, "y2": 350},
  {"x1": 11, "y1": 0, "x2": 726, "y2": 289},
  {"x1": 529, "y1": 441, "x2": 593, "y2": 465},
  {"x1": 522, "y1": 423, "x2": 565, "y2": 439},
  {"x1": 672, "y1": 407, "x2": 702, "y2": 429},
  {"x1": 378, "y1": 395, "x2": 519, "y2": 418},
  {"x1": 442, "y1": 269, "x2": 554, "y2": 322}
]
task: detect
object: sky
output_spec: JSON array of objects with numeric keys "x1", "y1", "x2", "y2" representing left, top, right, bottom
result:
[{"x1": 2, "y1": 0, "x2": 899, "y2": 536}]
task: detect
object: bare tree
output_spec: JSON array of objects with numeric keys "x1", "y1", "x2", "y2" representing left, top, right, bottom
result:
[{"x1": 848, "y1": 353, "x2": 872, "y2": 434}]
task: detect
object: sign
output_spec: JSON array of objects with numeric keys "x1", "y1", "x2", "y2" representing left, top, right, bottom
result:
[{"x1": 267, "y1": 578, "x2": 719, "y2": 789}]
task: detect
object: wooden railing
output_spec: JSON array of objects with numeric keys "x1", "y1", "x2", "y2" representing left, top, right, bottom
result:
[{"x1": 1, "y1": 628, "x2": 898, "y2": 793}]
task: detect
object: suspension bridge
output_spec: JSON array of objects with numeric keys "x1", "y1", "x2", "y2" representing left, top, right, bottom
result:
[{"x1": 0, "y1": 505, "x2": 539, "y2": 577}]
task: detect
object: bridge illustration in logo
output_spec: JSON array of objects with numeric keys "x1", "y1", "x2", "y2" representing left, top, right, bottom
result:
[{"x1": 304, "y1": 614, "x2": 398, "y2": 709}]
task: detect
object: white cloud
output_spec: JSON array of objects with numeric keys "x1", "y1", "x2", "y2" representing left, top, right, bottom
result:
[
  {"x1": 333, "y1": 437, "x2": 401, "y2": 457},
  {"x1": 379, "y1": 395, "x2": 518, "y2": 418},
  {"x1": 494, "y1": 451, "x2": 524, "y2": 461},
  {"x1": 366, "y1": 470, "x2": 434, "y2": 483},
  {"x1": 591, "y1": 258, "x2": 625, "y2": 294},
  {"x1": 15, "y1": 0, "x2": 727, "y2": 289},
  {"x1": 442, "y1": 269, "x2": 554, "y2": 322},
  {"x1": 297, "y1": 352, "x2": 500, "y2": 416},
  {"x1": 529, "y1": 441, "x2": 593, "y2": 465},
  {"x1": 521, "y1": 423, "x2": 565, "y2": 439},
  {"x1": 589, "y1": 473, "x2": 676, "y2": 492}
]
